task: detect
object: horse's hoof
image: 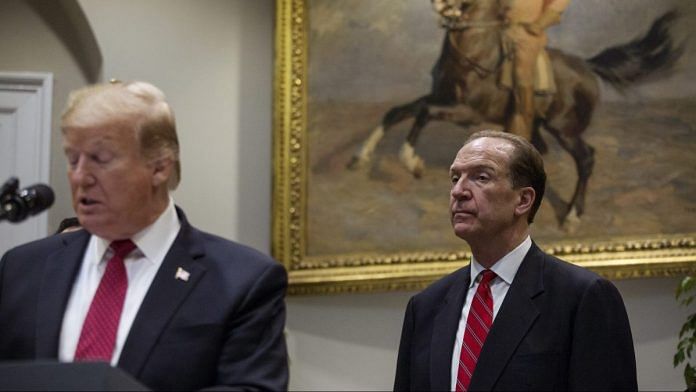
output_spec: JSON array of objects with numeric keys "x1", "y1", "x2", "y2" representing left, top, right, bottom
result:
[
  {"x1": 399, "y1": 143, "x2": 425, "y2": 178},
  {"x1": 412, "y1": 159, "x2": 425, "y2": 178},
  {"x1": 346, "y1": 155, "x2": 367, "y2": 170},
  {"x1": 346, "y1": 156, "x2": 359, "y2": 170},
  {"x1": 560, "y1": 207, "x2": 581, "y2": 234}
]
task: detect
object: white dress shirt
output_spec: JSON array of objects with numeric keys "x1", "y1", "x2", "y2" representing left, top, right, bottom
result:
[
  {"x1": 59, "y1": 198, "x2": 181, "y2": 365},
  {"x1": 450, "y1": 236, "x2": 532, "y2": 390}
]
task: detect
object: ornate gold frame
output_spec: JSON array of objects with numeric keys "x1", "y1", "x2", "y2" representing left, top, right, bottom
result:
[{"x1": 272, "y1": 0, "x2": 696, "y2": 295}]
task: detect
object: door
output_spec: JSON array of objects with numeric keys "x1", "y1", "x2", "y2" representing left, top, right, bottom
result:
[{"x1": 0, "y1": 72, "x2": 53, "y2": 253}]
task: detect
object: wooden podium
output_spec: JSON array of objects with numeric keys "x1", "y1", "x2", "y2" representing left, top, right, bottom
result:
[{"x1": 0, "y1": 361, "x2": 148, "y2": 391}]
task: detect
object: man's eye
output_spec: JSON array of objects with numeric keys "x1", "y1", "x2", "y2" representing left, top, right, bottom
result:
[
  {"x1": 477, "y1": 174, "x2": 490, "y2": 181},
  {"x1": 65, "y1": 154, "x2": 78, "y2": 166},
  {"x1": 92, "y1": 152, "x2": 113, "y2": 164},
  {"x1": 451, "y1": 175, "x2": 459, "y2": 183}
]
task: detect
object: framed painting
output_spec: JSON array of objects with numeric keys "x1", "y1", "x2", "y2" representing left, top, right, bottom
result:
[{"x1": 273, "y1": 0, "x2": 696, "y2": 295}]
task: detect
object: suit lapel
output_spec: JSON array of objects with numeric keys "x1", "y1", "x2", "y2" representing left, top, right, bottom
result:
[
  {"x1": 118, "y1": 215, "x2": 207, "y2": 377},
  {"x1": 469, "y1": 244, "x2": 546, "y2": 390},
  {"x1": 430, "y1": 266, "x2": 471, "y2": 391},
  {"x1": 35, "y1": 231, "x2": 90, "y2": 358}
]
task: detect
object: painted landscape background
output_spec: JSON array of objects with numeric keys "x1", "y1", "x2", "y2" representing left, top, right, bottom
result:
[{"x1": 305, "y1": 0, "x2": 696, "y2": 256}]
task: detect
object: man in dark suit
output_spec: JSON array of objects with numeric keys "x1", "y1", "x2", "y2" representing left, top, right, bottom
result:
[
  {"x1": 0, "y1": 81, "x2": 288, "y2": 391},
  {"x1": 394, "y1": 130, "x2": 637, "y2": 391}
]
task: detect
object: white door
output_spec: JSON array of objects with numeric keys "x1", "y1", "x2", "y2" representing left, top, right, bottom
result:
[{"x1": 0, "y1": 72, "x2": 53, "y2": 254}]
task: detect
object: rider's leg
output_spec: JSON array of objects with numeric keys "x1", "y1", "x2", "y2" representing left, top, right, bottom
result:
[
  {"x1": 509, "y1": 84, "x2": 535, "y2": 140},
  {"x1": 506, "y1": 32, "x2": 542, "y2": 141}
]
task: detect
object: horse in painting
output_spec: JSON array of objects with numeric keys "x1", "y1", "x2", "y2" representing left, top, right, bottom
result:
[{"x1": 348, "y1": 0, "x2": 681, "y2": 227}]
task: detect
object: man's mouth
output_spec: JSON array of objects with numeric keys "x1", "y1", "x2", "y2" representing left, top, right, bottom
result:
[
  {"x1": 452, "y1": 210, "x2": 476, "y2": 220},
  {"x1": 79, "y1": 197, "x2": 99, "y2": 206}
]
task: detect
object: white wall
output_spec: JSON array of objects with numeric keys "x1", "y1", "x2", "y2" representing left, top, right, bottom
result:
[
  {"x1": 28, "y1": 1, "x2": 690, "y2": 390},
  {"x1": 78, "y1": 0, "x2": 273, "y2": 251},
  {"x1": 0, "y1": 0, "x2": 90, "y2": 233}
]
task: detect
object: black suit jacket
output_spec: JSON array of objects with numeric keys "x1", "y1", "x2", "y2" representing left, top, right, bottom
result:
[
  {"x1": 0, "y1": 208, "x2": 288, "y2": 391},
  {"x1": 394, "y1": 243, "x2": 637, "y2": 391}
]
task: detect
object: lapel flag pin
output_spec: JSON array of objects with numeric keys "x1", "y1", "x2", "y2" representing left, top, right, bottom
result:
[{"x1": 175, "y1": 267, "x2": 190, "y2": 282}]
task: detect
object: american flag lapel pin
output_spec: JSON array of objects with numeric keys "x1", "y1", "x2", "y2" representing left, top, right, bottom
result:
[{"x1": 175, "y1": 267, "x2": 190, "y2": 282}]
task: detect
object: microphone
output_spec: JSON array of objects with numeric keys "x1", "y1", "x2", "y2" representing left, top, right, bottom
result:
[
  {"x1": 0, "y1": 181, "x2": 55, "y2": 223},
  {"x1": 0, "y1": 177, "x2": 19, "y2": 199}
]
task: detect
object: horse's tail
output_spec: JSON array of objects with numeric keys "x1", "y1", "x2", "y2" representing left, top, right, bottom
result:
[{"x1": 587, "y1": 10, "x2": 683, "y2": 92}]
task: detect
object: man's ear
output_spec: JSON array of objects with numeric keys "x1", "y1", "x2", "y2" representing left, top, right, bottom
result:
[
  {"x1": 151, "y1": 155, "x2": 174, "y2": 187},
  {"x1": 515, "y1": 187, "x2": 535, "y2": 217}
]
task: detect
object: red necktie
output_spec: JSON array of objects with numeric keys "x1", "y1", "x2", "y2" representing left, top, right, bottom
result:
[
  {"x1": 456, "y1": 270, "x2": 496, "y2": 392},
  {"x1": 74, "y1": 239, "x2": 136, "y2": 362}
]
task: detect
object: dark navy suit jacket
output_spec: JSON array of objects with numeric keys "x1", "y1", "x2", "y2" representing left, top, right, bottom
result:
[
  {"x1": 0, "y1": 208, "x2": 288, "y2": 391},
  {"x1": 394, "y1": 243, "x2": 637, "y2": 391}
]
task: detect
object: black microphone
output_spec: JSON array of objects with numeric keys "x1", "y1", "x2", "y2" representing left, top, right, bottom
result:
[{"x1": 0, "y1": 183, "x2": 55, "y2": 223}]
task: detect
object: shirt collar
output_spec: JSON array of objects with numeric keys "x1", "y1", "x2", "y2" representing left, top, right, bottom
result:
[
  {"x1": 469, "y1": 235, "x2": 532, "y2": 287},
  {"x1": 91, "y1": 198, "x2": 181, "y2": 264}
]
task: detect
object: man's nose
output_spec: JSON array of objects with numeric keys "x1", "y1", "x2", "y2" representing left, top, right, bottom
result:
[
  {"x1": 451, "y1": 180, "x2": 472, "y2": 200},
  {"x1": 70, "y1": 159, "x2": 96, "y2": 186}
]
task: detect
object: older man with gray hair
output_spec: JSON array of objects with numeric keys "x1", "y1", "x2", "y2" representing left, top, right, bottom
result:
[{"x1": 394, "y1": 130, "x2": 636, "y2": 391}]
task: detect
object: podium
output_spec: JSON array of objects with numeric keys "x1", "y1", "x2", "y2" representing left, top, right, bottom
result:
[{"x1": 0, "y1": 361, "x2": 149, "y2": 391}]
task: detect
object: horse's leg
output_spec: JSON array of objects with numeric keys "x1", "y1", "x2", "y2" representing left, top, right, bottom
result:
[
  {"x1": 399, "y1": 103, "x2": 487, "y2": 177},
  {"x1": 347, "y1": 96, "x2": 428, "y2": 170},
  {"x1": 569, "y1": 139, "x2": 595, "y2": 217},
  {"x1": 530, "y1": 118, "x2": 548, "y2": 155},
  {"x1": 545, "y1": 126, "x2": 595, "y2": 228},
  {"x1": 399, "y1": 106, "x2": 433, "y2": 178}
]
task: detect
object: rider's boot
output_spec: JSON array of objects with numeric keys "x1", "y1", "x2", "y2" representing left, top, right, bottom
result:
[{"x1": 507, "y1": 85, "x2": 535, "y2": 141}]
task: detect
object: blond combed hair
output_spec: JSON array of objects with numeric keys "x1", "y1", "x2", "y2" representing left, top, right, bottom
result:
[{"x1": 61, "y1": 81, "x2": 181, "y2": 189}]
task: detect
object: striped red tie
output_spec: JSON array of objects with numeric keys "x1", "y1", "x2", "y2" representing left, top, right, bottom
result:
[
  {"x1": 456, "y1": 270, "x2": 496, "y2": 392},
  {"x1": 74, "y1": 239, "x2": 136, "y2": 362}
]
